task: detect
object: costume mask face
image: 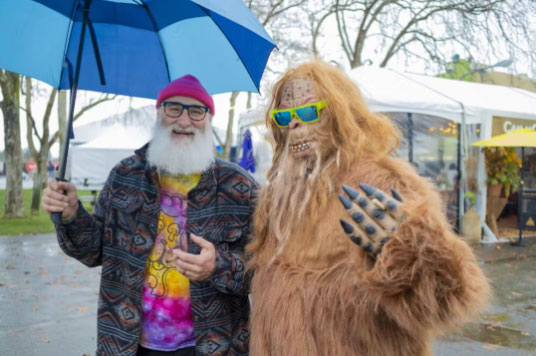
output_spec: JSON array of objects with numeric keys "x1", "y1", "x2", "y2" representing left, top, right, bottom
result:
[{"x1": 278, "y1": 78, "x2": 329, "y2": 159}]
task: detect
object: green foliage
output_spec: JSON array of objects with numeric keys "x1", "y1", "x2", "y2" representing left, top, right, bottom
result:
[
  {"x1": 483, "y1": 147, "x2": 522, "y2": 197},
  {"x1": 438, "y1": 59, "x2": 474, "y2": 82},
  {"x1": 0, "y1": 189, "x2": 96, "y2": 236},
  {"x1": 464, "y1": 190, "x2": 477, "y2": 206}
]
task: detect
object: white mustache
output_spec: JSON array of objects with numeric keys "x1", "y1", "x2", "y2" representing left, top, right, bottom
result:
[{"x1": 169, "y1": 126, "x2": 195, "y2": 135}]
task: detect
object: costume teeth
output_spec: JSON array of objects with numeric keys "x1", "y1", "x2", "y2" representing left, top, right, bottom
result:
[{"x1": 290, "y1": 142, "x2": 310, "y2": 152}]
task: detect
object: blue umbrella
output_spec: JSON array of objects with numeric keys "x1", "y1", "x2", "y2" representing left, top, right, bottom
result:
[
  {"x1": 0, "y1": 0, "x2": 275, "y2": 96},
  {"x1": 0, "y1": 0, "x2": 275, "y2": 222},
  {"x1": 239, "y1": 128, "x2": 255, "y2": 173}
]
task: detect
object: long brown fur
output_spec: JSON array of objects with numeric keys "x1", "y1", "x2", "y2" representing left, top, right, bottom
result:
[{"x1": 247, "y1": 61, "x2": 490, "y2": 356}]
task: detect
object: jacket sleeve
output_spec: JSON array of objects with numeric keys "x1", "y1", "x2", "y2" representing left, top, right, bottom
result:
[
  {"x1": 54, "y1": 170, "x2": 114, "y2": 268},
  {"x1": 209, "y1": 179, "x2": 258, "y2": 295},
  {"x1": 362, "y1": 166, "x2": 490, "y2": 335}
]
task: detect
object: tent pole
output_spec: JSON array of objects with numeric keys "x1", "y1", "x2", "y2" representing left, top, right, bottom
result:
[
  {"x1": 407, "y1": 113, "x2": 413, "y2": 163},
  {"x1": 513, "y1": 147, "x2": 525, "y2": 246}
]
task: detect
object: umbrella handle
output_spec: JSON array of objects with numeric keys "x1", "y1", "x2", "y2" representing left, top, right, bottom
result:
[{"x1": 50, "y1": 177, "x2": 70, "y2": 225}]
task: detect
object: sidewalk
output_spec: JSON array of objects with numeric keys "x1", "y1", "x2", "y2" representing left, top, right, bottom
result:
[
  {"x1": 1, "y1": 234, "x2": 535, "y2": 356},
  {"x1": 435, "y1": 236, "x2": 536, "y2": 355}
]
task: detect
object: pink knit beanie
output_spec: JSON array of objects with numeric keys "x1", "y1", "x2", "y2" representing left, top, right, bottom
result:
[{"x1": 156, "y1": 74, "x2": 215, "y2": 115}]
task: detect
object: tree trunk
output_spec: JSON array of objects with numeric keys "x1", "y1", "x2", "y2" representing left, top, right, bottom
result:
[
  {"x1": 0, "y1": 71, "x2": 25, "y2": 218},
  {"x1": 223, "y1": 91, "x2": 240, "y2": 161},
  {"x1": 30, "y1": 152, "x2": 48, "y2": 215}
]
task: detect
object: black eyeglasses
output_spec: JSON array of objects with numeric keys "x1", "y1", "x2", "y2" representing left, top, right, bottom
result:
[{"x1": 162, "y1": 101, "x2": 209, "y2": 121}]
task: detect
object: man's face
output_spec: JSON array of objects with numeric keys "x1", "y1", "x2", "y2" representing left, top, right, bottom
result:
[
  {"x1": 160, "y1": 95, "x2": 211, "y2": 140},
  {"x1": 278, "y1": 78, "x2": 327, "y2": 159},
  {"x1": 148, "y1": 95, "x2": 215, "y2": 175}
]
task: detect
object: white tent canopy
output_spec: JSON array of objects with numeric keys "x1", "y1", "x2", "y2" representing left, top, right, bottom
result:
[
  {"x1": 349, "y1": 66, "x2": 536, "y2": 124},
  {"x1": 70, "y1": 124, "x2": 152, "y2": 190},
  {"x1": 240, "y1": 67, "x2": 536, "y2": 131},
  {"x1": 69, "y1": 106, "x2": 155, "y2": 189},
  {"x1": 349, "y1": 67, "x2": 479, "y2": 124},
  {"x1": 239, "y1": 66, "x2": 536, "y2": 242}
]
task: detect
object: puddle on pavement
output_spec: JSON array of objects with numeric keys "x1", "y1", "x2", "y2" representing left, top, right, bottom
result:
[
  {"x1": 459, "y1": 321, "x2": 536, "y2": 351},
  {"x1": 526, "y1": 304, "x2": 536, "y2": 311},
  {"x1": 482, "y1": 313, "x2": 510, "y2": 323},
  {"x1": 480, "y1": 313, "x2": 523, "y2": 329}
]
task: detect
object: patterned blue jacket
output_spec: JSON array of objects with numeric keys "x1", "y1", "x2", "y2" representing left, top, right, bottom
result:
[{"x1": 55, "y1": 144, "x2": 257, "y2": 356}]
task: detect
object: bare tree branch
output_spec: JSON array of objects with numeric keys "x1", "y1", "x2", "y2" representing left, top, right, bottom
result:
[
  {"x1": 17, "y1": 105, "x2": 40, "y2": 139},
  {"x1": 306, "y1": 0, "x2": 534, "y2": 74},
  {"x1": 73, "y1": 94, "x2": 117, "y2": 121}
]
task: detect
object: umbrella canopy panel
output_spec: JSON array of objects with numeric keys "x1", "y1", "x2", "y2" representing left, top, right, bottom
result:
[
  {"x1": 0, "y1": 0, "x2": 276, "y2": 97},
  {"x1": 0, "y1": 1, "x2": 71, "y2": 88}
]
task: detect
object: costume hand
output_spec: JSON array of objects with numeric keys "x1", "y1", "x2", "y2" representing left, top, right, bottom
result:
[
  {"x1": 42, "y1": 179, "x2": 79, "y2": 220},
  {"x1": 172, "y1": 234, "x2": 216, "y2": 282},
  {"x1": 338, "y1": 184, "x2": 404, "y2": 258}
]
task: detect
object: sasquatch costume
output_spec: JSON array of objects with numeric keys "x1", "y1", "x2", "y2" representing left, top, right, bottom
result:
[{"x1": 247, "y1": 61, "x2": 490, "y2": 356}]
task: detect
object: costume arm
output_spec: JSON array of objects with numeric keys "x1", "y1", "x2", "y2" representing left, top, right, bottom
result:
[
  {"x1": 363, "y1": 180, "x2": 490, "y2": 334},
  {"x1": 210, "y1": 181, "x2": 258, "y2": 295},
  {"x1": 54, "y1": 171, "x2": 114, "y2": 268}
]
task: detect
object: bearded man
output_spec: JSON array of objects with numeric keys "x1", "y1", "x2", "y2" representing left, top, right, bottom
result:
[
  {"x1": 247, "y1": 61, "x2": 490, "y2": 356},
  {"x1": 42, "y1": 75, "x2": 257, "y2": 356}
]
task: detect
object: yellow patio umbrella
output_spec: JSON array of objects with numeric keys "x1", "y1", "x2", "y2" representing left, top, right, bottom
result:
[
  {"x1": 472, "y1": 128, "x2": 536, "y2": 246},
  {"x1": 472, "y1": 128, "x2": 536, "y2": 147}
]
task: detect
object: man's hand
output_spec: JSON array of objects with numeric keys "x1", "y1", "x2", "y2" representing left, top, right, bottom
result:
[
  {"x1": 338, "y1": 184, "x2": 404, "y2": 258},
  {"x1": 172, "y1": 234, "x2": 216, "y2": 282},
  {"x1": 42, "y1": 179, "x2": 79, "y2": 220}
]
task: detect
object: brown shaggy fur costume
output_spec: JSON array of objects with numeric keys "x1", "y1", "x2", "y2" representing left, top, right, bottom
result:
[{"x1": 247, "y1": 61, "x2": 490, "y2": 356}]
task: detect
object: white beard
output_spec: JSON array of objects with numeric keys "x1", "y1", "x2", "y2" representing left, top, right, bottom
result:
[{"x1": 147, "y1": 120, "x2": 215, "y2": 175}]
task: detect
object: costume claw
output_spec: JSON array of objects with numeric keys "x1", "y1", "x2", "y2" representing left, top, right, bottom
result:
[
  {"x1": 351, "y1": 235, "x2": 363, "y2": 246},
  {"x1": 342, "y1": 185, "x2": 359, "y2": 200},
  {"x1": 340, "y1": 219, "x2": 354, "y2": 234},
  {"x1": 365, "y1": 224, "x2": 377, "y2": 235},
  {"x1": 359, "y1": 183, "x2": 376, "y2": 196},
  {"x1": 352, "y1": 212, "x2": 365, "y2": 223},
  {"x1": 358, "y1": 197, "x2": 368, "y2": 207},
  {"x1": 372, "y1": 208, "x2": 386, "y2": 219},
  {"x1": 363, "y1": 243, "x2": 374, "y2": 253},
  {"x1": 374, "y1": 192, "x2": 386, "y2": 201},
  {"x1": 338, "y1": 194, "x2": 353, "y2": 209},
  {"x1": 391, "y1": 189, "x2": 403, "y2": 202},
  {"x1": 387, "y1": 201, "x2": 397, "y2": 211}
]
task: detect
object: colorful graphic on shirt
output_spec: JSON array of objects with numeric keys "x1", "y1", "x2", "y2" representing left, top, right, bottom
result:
[{"x1": 140, "y1": 173, "x2": 201, "y2": 351}]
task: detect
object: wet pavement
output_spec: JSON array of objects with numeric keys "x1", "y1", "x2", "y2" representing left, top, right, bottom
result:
[
  {"x1": 1, "y1": 233, "x2": 535, "y2": 356},
  {"x1": 435, "y1": 237, "x2": 536, "y2": 355},
  {"x1": 0, "y1": 234, "x2": 99, "y2": 356}
]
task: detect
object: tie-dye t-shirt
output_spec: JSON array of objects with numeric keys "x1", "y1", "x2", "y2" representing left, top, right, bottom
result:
[{"x1": 139, "y1": 173, "x2": 201, "y2": 351}]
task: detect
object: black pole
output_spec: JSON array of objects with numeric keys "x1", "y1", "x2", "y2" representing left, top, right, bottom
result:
[
  {"x1": 52, "y1": 0, "x2": 92, "y2": 224},
  {"x1": 456, "y1": 123, "x2": 461, "y2": 233},
  {"x1": 407, "y1": 113, "x2": 413, "y2": 163},
  {"x1": 515, "y1": 147, "x2": 525, "y2": 246}
]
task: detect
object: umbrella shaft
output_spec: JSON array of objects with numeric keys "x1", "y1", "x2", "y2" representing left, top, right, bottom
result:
[{"x1": 58, "y1": 0, "x2": 92, "y2": 179}]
